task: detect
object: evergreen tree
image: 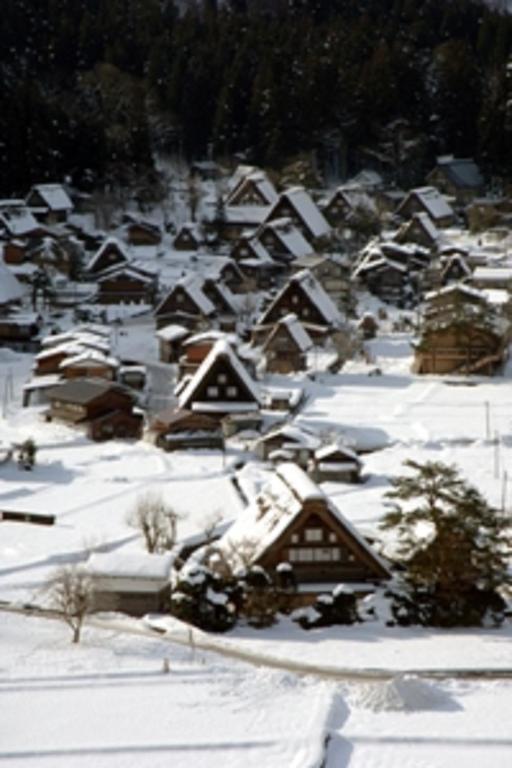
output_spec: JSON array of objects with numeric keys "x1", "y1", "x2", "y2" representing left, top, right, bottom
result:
[{"x1": 381, "y1": 460, "x2": 511, "y2": 627}]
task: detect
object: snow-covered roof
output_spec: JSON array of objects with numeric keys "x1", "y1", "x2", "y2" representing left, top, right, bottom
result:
[
  {"x1": 227, "y1": 171, "x2": 278, "y2": 206},
  {"x1": 224, "y1": 206, "x2": 270, "y2": 225},
  {"x1": 410, "y1": 187, "x2": 455, "y2": 222},
  {"x1": 87, "y1": 237, "x2": 130, "y2": 272},
  {"x1": 434, "y1": 156, "x2": 484, "y2": 190},
  {"x1": 258, "y1": 424, "x2": 321, "y2": 450},
  {"x1": 180, "y1": 275, "x2": 216, "y2": 315},
  {"x1": 0, "y1": 260, "x2": 25, "y2": 304},
  {"x1": 212, "y1": 463, "x2": 390, "y2": 575},
  {"x1": 272, "y1": 188, "x2": 331, "y2": 239},
  {"x1": 472, "y1": 266, "x2": 512, "y2": 283},
  {"x1": 315, "y1": 442, "x2": 360, "y2": 463},
  {"x1": 424, "y1": 282, "x2": 486, "y2": 303},
  {"x1": 293, "y1": 269, "x2": 343, "y2": 325},
  {"x1": 264, "y1": 218, "x2": 314, "y2": 258},
  {"x1": 276, "y1": 313, "x2": 313, "y2": 352},
  {"x1": 29, "y1": 184, "x2": 73, "y2": 212},
  {"x1": 0, "y1": 205, "x2": 40, "y2": 237},
  {"x1": 59, "y1": 350, "x2": 119, "y2": 370},
  {"x1": 97, "y1": 265, "x2": 155, "y2": 284},
  {"x1": 411, "y1": 212, "x2": 439, "y2": 241},
  {"x1": 155, "y1": 324, "x2": 190, "y2": 342},
  {"x1": 178, "y1": 339, "x2": 261, "y2": 410},
  {"x1": 87, "y1": 551, "x2": 173, "y2": 581}
]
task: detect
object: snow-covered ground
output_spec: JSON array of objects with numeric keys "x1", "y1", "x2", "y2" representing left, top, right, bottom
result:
[
  {"x1": 1, "y1": 315, "x2": 512, "y2": 764},
  {"x1": 2, "y1": 612, "x2": 512, "y2": 768}
]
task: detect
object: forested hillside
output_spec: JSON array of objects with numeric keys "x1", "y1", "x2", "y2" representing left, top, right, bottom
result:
[{"x1": 1, "y1": 0, "x2": 511, "y2": 194}]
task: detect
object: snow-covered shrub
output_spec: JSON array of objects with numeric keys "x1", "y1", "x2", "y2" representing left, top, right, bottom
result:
[
  {"x1": 294, "y1": 584, "x2": 360, "y2": 629},
  {"x1": 170, "y1": 565, "x2": 239, "y2": 632}
]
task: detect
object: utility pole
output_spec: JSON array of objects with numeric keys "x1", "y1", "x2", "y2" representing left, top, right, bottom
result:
[
  {"x1": 501, "y1": 470, "x2": 508, "y2": 512},
  {"x1": 494, "y1": 431, "x2": 500, "y2": 480},
  {"x1": 485, "y1": 401, "x2": 490, "y2": 440}
]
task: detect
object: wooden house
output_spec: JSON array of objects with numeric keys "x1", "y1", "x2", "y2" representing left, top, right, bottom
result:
[
  {"x1": 254, "y1": 424, "x2": 321, "y2": 466},
  {"x1": 173, "y1": 222, "x2": 203, "y2": 251},
  {"x1": 395, "y1": 186, "x2": 457, "y2": 228},
  {"x1": 209, "y1": 463, "x2": 390, "y2": 599},
  {"x1": 177, "y1": 339, "x2": 261, "y2": 419},
  {"x1": 26, "y1": 184, "x2": 73, "y2": 224},
  {"x1": 254, "y1": 218, "x2": 314, "y2": 263},
  {"x1": 0, "y1": 200, "x2": 45, "y2": 239},
  {"x1": 45, "y1": 378, "x2": 142, "y2": 440},
  {"x1": 154, "y1": 275, "x2": 216, "y2": 329},
  {"x1": 96, "y1": 264, "x2": 157, "y2": 305},
  {"x1": 0, "y1": 312, "x2": 41, "y2": 352},
  {"x1": 394, "y1": 212, "x2": 440, "y2": 250},
  {"x1": 3, "y1": 239, "x2": 28, "y2": 265},
  {"x1": 440, "y1": 252, "x2": 472, "y2": 286},
  {"x1": 261, "y1": 313, "x2": 313, "y2": 373},
  {"x1": 426, "y1": 156, "x2": 484, "y2": 206},
  {"x1": 291, "y1": 253, "x2": 352, "y2": 309},
  {"x1": 202, "y1": 277, "x2": 239, "y2": 319},
  {"x1": 156, "y1": 324, "x2": 191, "y2": 363},
  {"x1": 257, "y1": 269, "x2": 343, "y2": 331},
  {"x1": 87, "y1": 552, "x2": 173, "y2": 616},
  {"x1": 225, "y1": 170, "x2": 278, "y2": 207},
  {"x1": 265, "y1": 188, "x2": 331, "y2": 243},
  {"x1": 86, "y1": 237, "x2": 130, "y2": 276},
  {"x1": 146, "y1": 408, "x2": 224, "y2": 451},
  {"x1": 123, "y1": 219, "x2": 162, "y2": 246},
  {"x1": 322, "y1": 185, "x2": 377, "y2": 228},
  {"x1": 309, "y1": 443, "x2": 362, "y2": 484},
  {"x1": 412, "y1": 284, "x2": 507, "y2": 375},
  {"x1": 59, "y1": 350, "x2": 119, "y2": 381},
  {"x1": 353, "y1": 255, "x2": 412, "y2": 306},
  {"x1": 35, "y1": 334, "x2": 110, "y2": 375}
]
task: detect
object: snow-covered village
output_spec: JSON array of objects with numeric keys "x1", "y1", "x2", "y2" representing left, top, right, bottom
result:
[{"x1": 2, "y1": 2, "x2": 512, "y2": 767}]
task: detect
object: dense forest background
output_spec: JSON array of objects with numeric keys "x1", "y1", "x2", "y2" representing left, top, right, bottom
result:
[{"x1": 1, "y1": 0, "x2": 512, "y2": 195}]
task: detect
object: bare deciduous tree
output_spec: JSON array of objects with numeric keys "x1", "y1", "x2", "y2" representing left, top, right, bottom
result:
[
  {"x1": 46, "y1": 565, "x2": 93, "y2": 644},
  {"x1": 127, "y1": 492, "x2": 179, "y2": 553}
]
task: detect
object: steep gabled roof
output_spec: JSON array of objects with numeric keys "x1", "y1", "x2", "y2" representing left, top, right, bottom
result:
[
  {"x1": 263, "y1": 313, "x2": 313, "y2": 354},
  {"x1": 262, "y1": 269, "x2": 343, "y2": 327},
  {"x1": 399, "y1": 186, "x2": 455, "y2": 223},
  {"x1": 178, "y1": 339, "x2": 260, "y2": 410},
  {"x1": 0, "y1": 259, "x2": 25, "y2": 304},
  {"x1": 268, "y1": 187, "x2": 331, "y2": 239},
  {"x1": 28, "y1": 184, "x2": 73, "y2": 212},
  {"x1": 86, "y1": 237, "x2": 131, "y2": 273},
  {"x1": 434, "y1": 156, "x2": 484, "y2": 190},
  {"x1": 155, "y1": 274, "x2": 216, "y2": 317},
  {"x1": 213, "y1": 463, "x2": 390, "y2": 577},
  {"x1": 261, "y1": 217, "x2": 314, "y2": 259},
  {"x1": 226, "y1": 171, "x2": 279, "y2": 206}
]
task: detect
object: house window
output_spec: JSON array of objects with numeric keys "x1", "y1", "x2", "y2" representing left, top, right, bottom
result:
[
  {"x1": 303, "y1": 307, "x2": 310, "y2": 317},
  {"x1": 217, "y1": 373, "x2": 227, "y2": 384},
  {"x1": 291, "y1": 533, "x2": 299, "y2": 544},
  {"x1": 329, "y1": 532, "x2": 337, "y2": 543},
  {"x1": 207, "y1": 386, "x2": 219, "y2": 397},
  {"x1": 291, "y1": 294, "x2": 299, "y2": 305},
  {"x1": 176, "y1": 293, "x2": 184, "y2": 303},
  {"x1": 226, "y1": 386, "x2": 238, "y2": 398},
  {"x1": 304, "y1": 528, "x2": 323, "y2": 543}
]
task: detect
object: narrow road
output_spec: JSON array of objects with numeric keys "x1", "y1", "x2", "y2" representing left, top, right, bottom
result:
[{"x1": 2, "y1": 602, "x2": 512, "y2": 683}]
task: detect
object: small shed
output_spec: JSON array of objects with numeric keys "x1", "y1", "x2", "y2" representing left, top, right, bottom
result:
[{"x1": 86, "y1": 551, "x2": 173, "y2": 616}]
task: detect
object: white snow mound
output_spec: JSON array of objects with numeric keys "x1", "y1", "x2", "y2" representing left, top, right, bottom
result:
[{"x1": 348, "y1": 675, "x2": 452, "y2": 712}]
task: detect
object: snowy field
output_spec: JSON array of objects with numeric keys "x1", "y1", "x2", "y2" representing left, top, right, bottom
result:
[
  {"x1": 1, "y1": 612, "x2": 512, "y2": 768},
  {"x1": 1, "y1": 324, "x2": 512, "y2": 765}
]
